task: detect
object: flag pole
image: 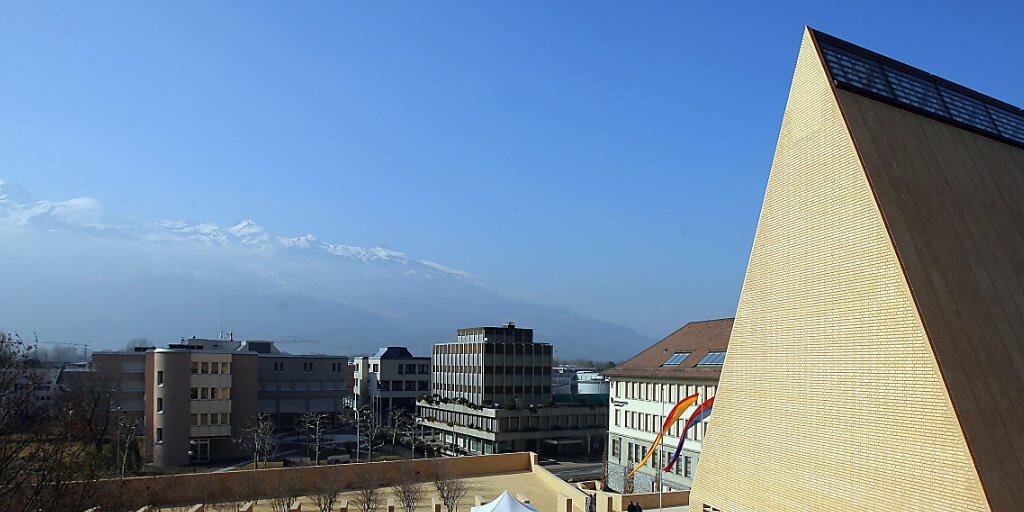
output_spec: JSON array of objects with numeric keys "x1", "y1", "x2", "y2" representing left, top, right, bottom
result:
[{"x1": 659, "y1": 382, "x2": 665, "y2": 512}]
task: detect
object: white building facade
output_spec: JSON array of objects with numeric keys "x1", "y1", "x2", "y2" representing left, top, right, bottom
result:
[{"x1": 603, "y1": 318, "x2": 732, "y2": 493}]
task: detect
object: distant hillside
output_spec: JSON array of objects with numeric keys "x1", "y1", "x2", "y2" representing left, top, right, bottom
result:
[{"x1": 0, "y1": 179, "x2": 647, "y2": 359}]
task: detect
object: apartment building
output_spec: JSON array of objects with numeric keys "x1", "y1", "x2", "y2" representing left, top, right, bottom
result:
[
  {"x1": 352, "y1": 347, "x2": 430, "y2": 422},
  {"x1": 603, "y1": 318, "x2": 732, "y2": 493},
  {"x1": 63, "y1": 337, "x2": 352, "y2": 467},
  {"x1": 418, "y1": 323, "x2": 606, "y2": 456}
]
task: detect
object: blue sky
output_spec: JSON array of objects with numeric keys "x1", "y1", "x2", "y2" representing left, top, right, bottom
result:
[{"x1": 2, "y1": 1, "x2": 1022, "y2": 338}]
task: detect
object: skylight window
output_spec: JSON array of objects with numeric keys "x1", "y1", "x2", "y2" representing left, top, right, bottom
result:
[
  {"x1": 817, "y1": 36, "x2": 1024, "y2": 146},
  {"x1": 662, "y1": 352, "x2": 690, "y2": 366},
  {"x1": 696, "y1": 351, "x2": 726, "y2": 367}
]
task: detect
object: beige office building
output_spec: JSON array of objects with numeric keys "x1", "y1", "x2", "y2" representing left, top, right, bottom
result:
[{"x1": 691, "y1": 28, "x2": 1024, "y2": 511}]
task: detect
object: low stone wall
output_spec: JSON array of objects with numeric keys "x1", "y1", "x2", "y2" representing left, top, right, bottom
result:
[
  {"x1": 527, "y1": 454, "x2": 591, "y2": 512},
  {"x1": 83, "y1": 452, "x2": 533, "y2": 510},
  {"x1": 575, "y1": 481, "x2": 689, "y2": 512}
]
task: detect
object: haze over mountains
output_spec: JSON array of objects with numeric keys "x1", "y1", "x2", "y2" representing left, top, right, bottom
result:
[{"x1": 0, "y1": 180, "x2": 646, "y2": 359}]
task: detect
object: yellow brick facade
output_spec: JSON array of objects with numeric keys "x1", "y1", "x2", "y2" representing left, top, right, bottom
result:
[{"x1": 689, "y1": 30, "x2": 989, "y2": 511}]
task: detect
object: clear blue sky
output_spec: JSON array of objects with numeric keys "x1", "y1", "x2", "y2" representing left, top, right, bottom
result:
[{"x1": 2, "y1": 1, "x2": 1022, "y2": 337}]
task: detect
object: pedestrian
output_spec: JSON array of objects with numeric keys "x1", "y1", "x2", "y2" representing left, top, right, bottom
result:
[
  {"x1": 637, "y1": 503, "x2": 644, "y2": 512},
  {"x1": 627, "y1": 501, "x2": 637, "y2": 512}
]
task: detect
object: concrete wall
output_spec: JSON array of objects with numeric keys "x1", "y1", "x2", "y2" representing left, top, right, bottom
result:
[
  {"x1": 82, "y1": 453, "x2": 536, "y2": 510},
  {"x1": 149, "y1": 350, "x2": 191, "y2": 466}
]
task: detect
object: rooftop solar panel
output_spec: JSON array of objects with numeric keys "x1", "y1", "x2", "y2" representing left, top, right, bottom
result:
[{"x1": 814, "y1": 30, "x2": 1024, "y2": 147}]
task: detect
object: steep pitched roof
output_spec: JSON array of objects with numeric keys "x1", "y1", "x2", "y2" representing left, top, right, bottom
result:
[{"x1": 603, "y1": 318, "x2": 733, "y2": 380}]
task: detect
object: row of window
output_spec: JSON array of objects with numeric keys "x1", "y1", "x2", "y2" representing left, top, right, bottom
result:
[
  {"x1": 433, "y1": 365, "x2": 554, "y2": 375},
  {"x1": 190, "y1": 361, "x2": 230, "y2": 375},
  {"x1": 272, "y1": 361, "x2": 347, "y2": 373},
  {"x1": 421, "y1": 407, "x2": 605, "y2": 433},
  {"x1": 190, "y1": 386, "x2": 231, "y2": 400},
  {"x1": 615, "y1": 409, "x2": 708, "y2": 441},
  {"x1": 377, "y1": 380, "x2": 429, "y2": 391},
  {"x1": 433, "y1": 343, "x2": 553, "y2": 356},
  {"x1": 397, "y1": 364, "x2": 429, "y2": 374},
  {"x1": 434, "y1": 384, "x2": 552, "y2": 395},
  {"x1": 190, "y1": 412, "x2": 230, "y2": 427},
  {"x1": 613, "y1": 381, "x2": 715, "y2": 404},
  {"x1": 259, "y1": 379, "x2": 347, "y2": 391},
  {"x1": 611, "y1": 438, "x2": 692, "y2": 478}
]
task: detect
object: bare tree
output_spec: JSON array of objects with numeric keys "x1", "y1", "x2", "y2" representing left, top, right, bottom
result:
[
  {"x1": 235, "y1": 412, "x2": 277, "y2": 469},
  {"x1": 115, "y1": 412, "x2": 142, "y2": 478},
  {"x1": 269, "y1": 495, "x2": 298, "y2": 512},
  {"x1": 352, "y1": 471, "x2": 384, "y2": 512},
  {"x1": 394, "y1": 472, "x2": 427, "y2": 512},
  {"x1": 389, "y1": 408, "x2": 415, "y2": 454},
  {"x1": 310, "y1": 472, "x2": 343, "y2": 512},
  {"x1": 432, "y1": 460, "x2": 470, "y2": 512},
  {"x1": 0, "y1": 332, "x2": 101, "y2": 511},
  {"x1": 297, "y1": 411, "x2": 331, "y2": 465},
  {"x1": 63, "y1": 362, "x2": 120, "y2": 468},
  {"x1": 125, "y1": 338, "x2": 150, "y2": 350},
  {"x1": 357, "y1": 405, "x2": 385, "y2": 462}
]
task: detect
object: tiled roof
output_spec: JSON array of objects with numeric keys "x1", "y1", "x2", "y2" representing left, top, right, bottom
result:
[{"x1": 603, "y1": 318, "x2": 733, "y2": 381}]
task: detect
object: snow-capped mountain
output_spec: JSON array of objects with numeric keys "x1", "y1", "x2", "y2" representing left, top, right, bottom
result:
[{"x1": 0, "y1": 179, "x2": 645, "y2": 358}]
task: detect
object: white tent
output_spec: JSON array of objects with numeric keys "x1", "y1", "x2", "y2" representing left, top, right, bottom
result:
[{"x1": 471, "y1": 491, "x2": 538, "y2": 512}]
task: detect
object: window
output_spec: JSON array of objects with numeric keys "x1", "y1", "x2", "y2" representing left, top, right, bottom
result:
[
  {"x1": 303, "y1": 362, "x2": 313, "y2": 373},
  {"x1": 211, "y1": 362, "x2": 219, "y2": 374},
  {"x1": 398, "y1": 364, "x2": 405, "y2": 374},
  {"x1": 614, "y1": 410, "x2": 620, "y2": 427},
  {"x1": 221, "y1": 387, "x2": 231, "y2": 400},
  {"x1": 200, "y1": 362, "x2": 209, "y2": 374},
  {"x1": 190, "y1": 414, "x2": 198, "y2": 426},
  {"x1": 156, "y1": 397, "x2": 163, "y2": 412},
  {"x1": 696, "y1": 351, "x2": 726, "y2": 367},
  {"x1": 157, "y1": 371, "x2": 164, "y2": 385},
  {"x1": 222, "y1": 362, "x2": 230, "y2": 374},
  {"x1": 200, "y1": 388, "x2": 209, "y2": 400},
  {"x1": 190, "y1": 362, "x2": 199, "y2": 374},
  {"x1": 818, "y1": 37, "x2": 1024, "y2": 146},
  {"x1": 662, "y1": 352, "x2": 690, "y2": 366},
  {"x1": 190, "y1": 387, "x2": 199, "y2": 400},
  {"x1": 210, "y1": 413, "x2": 219, "y2": 425},
  {"x1": 221, "y1": 413, "x2": 229, "y2": 425},
  {"x1": 612, "y1": 438, "x2": 620, "y2": 457},
  {"x1": 371, "y1": 363, "x2": 379, "y2": 372},
  {"x1": 274, "y1": 362, "x2": 284, "y2": 373},
  {"x1": 379, "y1": 381, "x2": 390, "y2": 391},
  {"x1": 684, "y1": 456, "x2": 692, "y2": 478},
  {"x1": 200, "y1": 414, "x2": 208, "y2": 426},
  {"x1": 156, "y1": 428, "x2": 163, "y2": 443}
]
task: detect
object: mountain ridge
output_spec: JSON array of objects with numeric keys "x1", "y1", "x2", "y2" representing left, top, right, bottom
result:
[{"x1": 0, "y1": 179, "x2": 646, "y2": 359}]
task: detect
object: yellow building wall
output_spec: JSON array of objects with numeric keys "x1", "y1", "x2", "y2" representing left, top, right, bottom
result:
[{"x1": 689, "y1": 30, "x2": 988, "y2": 511}]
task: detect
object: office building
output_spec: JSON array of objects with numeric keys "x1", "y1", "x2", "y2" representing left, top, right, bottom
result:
[
  {"x1": 418, "y1": 323, "x2": 606, "y2": 455},
  {"x1": 431, "y1": 323, "x2": 552, "y2": 407},
  {"x1": 691, "y1": 28, "x2": 1024, "y2": 512},
  {"x1": 603, "y1": 319, "x2": 731, "y2": 493},
  {"x1": 352, "y1": 346, "x2": 430, "y2": 422}
]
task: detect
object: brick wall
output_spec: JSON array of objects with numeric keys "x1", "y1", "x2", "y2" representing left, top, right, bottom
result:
[{"x1": 689, "y1": 29, "x2": 988, "y2": 511}]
